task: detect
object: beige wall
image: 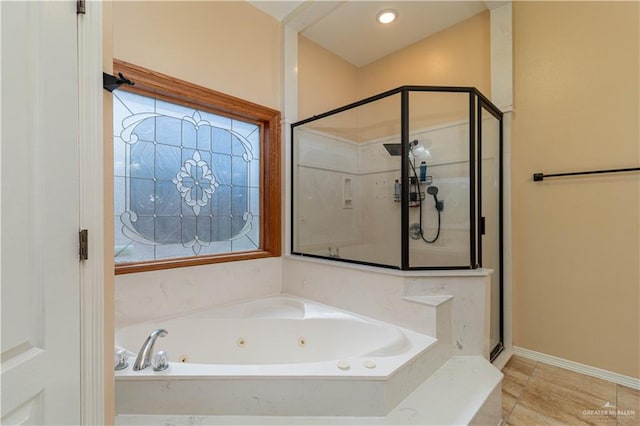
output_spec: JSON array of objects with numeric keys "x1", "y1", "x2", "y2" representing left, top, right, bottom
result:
[
  {"x1": 357, "y1": 11, "x2": 490, "y2": 139},
  {"x1": 357, "y1": 11, "x2": 491, "y2": 99},
  {"x1": 297, "y1": 35, "x2": 359, "y2": 120},
  {"x1": 298, "y1": 11, "x2": 491, "y2": 118},
  {"x1": 298, "y1": 11, "x2": 490, "y2": 142},
  {"x1": 512, "y1": 1, "x2": 640, "y2": 378},
  {"x1": 113, "y1": 1, "x2": 282, "y2": 109}
]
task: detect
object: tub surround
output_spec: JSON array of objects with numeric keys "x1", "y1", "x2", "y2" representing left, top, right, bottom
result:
[
  {"x1": 115, "y1": 255, "x2": 498, "y2": 420},
  {"x1": 115, "y1": 356, "x2": 503, "y2": 425},
  {"x1": 283, "y1": 257, "x2": 443, "y2": 336},
  {"x1": 114, "y1": 257, "x2": 282, "y2": 327},
  {"x1": 282, "y1": 256, "x2": 492, "y2": 358}
]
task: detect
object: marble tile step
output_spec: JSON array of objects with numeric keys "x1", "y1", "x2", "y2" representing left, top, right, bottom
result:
[
  {"x1": 115, "y1": 355, "x2": 503, "y2": 426},
  {"x1": 401, "y1": 295, "x2": 453, "y2": 342},
  {"x1": 402, "y1": 295, "x2": 454, "y2": 307}
]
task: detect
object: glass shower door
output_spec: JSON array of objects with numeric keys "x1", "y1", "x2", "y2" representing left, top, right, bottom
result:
[
  {"x1": 479, "y1": 102, "x2": 503, "y2": 359},
  {"x1": 407, "y1": 90, "x2": 472, "y2": 268}
]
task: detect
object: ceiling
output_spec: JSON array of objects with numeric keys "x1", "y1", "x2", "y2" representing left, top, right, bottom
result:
[{"x1": 249, "y1": 1, "x2": 503, "y2": 67}]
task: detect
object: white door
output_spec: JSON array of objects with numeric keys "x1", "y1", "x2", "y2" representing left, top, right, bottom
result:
[{"x1": 1, "y1": 1, "x2": 81, "y2": 424}]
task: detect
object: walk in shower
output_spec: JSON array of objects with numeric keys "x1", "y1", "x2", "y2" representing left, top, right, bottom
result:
[{"x1": 291, "y1": 86, "x2": 504, "y2": 358}]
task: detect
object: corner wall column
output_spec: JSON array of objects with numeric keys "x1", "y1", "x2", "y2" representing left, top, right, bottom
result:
[{"x1": 489, "y1": 1, "x2": 513, "y2": 369}]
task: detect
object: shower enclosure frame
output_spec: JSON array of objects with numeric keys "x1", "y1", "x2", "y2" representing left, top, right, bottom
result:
[{"x1": 291, "y1": 85, "x2": 503, "y2": 267}]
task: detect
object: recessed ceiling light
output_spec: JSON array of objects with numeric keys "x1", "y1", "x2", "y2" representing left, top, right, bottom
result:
[{"x1": 376, "y1": 9, "x2": 398, "y2": 24}]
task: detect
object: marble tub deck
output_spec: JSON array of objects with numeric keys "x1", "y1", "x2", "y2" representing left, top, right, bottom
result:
[
  {"x1": 115, "y1": 356, "x2": 503, "y2": 425},
  {"x1": 502, "y1": 355, "x2": 640, "y2": 425}
]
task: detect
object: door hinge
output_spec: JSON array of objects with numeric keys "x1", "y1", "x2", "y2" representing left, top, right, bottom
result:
[
  {"x1": 77, "y1": 0, "x2": 86, "y2": 15},
  {"x1": 79, "y1": 229, "x2": 88, "y2": 261},
  {"x1": 480, "y1": 217, "x2": 486, "y2": 235}
]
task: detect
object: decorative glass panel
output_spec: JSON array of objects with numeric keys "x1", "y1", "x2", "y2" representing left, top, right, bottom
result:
[{"x1": 113, "y1": 90, "x2": 261, "y2": 263}]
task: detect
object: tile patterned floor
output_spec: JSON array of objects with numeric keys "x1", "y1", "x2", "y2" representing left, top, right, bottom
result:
[{"x1": 502, "y1": 356, "x2": 640, "y2": 425}]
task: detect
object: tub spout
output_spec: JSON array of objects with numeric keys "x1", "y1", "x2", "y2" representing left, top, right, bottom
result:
[{"x1": 133, "y1": 328, "x2": 168, "y2": 371}]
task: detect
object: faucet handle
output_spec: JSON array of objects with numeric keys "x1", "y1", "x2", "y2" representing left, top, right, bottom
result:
[
  {"x1": 114, "y1": 348, "x2": 129, "y2": 370},
  {"x1": 152, "y1": 350, "x2": 169, "y2": 371}
]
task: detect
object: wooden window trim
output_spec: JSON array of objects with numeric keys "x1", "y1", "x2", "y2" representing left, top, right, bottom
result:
[{"x1": 113, "y1": 59, "x2": 281, "y2": 275}]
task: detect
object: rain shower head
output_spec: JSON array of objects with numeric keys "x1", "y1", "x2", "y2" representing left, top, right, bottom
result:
[
  {"x1": 383, "y1": 140, "x2": 419, "y2": 156},
  {"x1": 383, "y1": 143, "x2": 402, "y2": 156},
  {"x1": 427, "y1": 186, "x2": 439, "y2": 196}
]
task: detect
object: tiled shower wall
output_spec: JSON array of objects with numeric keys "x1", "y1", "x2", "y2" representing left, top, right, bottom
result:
[
  {"x1": 294, "y1": 131, "x2": 360, "y2": 255},
  {"x1": 295, "y1": 121, "x2": 475, "y2": 267}
]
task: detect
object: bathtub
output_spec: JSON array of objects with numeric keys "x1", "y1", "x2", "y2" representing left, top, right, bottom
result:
[{"x1": 115, "y1": 296, "x2": 439, "y2": 416}]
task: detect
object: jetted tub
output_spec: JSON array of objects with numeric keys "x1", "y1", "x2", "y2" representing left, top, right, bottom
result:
[{"x1": 115, "y1": 296, "x2": 438, "y2": 416}]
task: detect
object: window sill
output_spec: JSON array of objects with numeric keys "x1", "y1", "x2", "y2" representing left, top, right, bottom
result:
[{"x1": 115, "y1": 250, "x2": 279, "y2": 275}]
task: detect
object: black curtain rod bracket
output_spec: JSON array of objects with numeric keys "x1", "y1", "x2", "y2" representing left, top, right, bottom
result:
[
  {"x1": 533, "y1": 167, "x2": 640, "y2": 182},
  {"x1": 103, "y1": 72, "x2": 134, "y2": 92}
]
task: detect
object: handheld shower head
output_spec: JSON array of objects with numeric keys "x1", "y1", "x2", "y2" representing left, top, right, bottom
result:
[{"x1": 427, "y1": 186, "x2": 444, "y2": 212}]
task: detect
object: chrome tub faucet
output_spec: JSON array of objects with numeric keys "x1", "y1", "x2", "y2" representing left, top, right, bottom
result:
[{"x1": 133, "y1": 328, "x2": 168, "y2": 371}]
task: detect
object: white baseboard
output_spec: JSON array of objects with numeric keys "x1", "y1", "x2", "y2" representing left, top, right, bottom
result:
[{"x1": 513, "y1": 346, "x2": 640, "y2": 390}]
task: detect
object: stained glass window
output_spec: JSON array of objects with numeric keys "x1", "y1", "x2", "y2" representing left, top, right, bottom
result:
[{"x1": 114, "y1": 90, "x2": 261, "y2": 263}]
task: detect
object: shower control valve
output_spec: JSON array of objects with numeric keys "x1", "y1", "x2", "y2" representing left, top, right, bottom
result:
[{"x1": 409, "y1": 223, "x2": 422, "y2": 240}]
